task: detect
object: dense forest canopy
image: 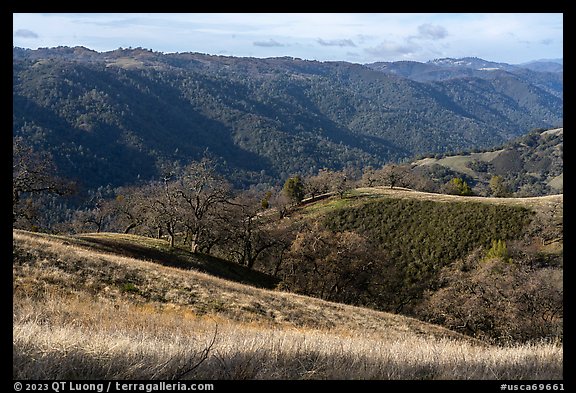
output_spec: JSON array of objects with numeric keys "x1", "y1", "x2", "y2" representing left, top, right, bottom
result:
[{"x1": 13, "y1": 46, "x2": 562, "y2": 193}]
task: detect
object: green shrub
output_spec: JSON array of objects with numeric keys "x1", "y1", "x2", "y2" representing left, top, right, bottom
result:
[
  {"x1": 120, "y1": 282, "x2": 139, "y2": 293},
  {"x1": 484, "y1": 239, "x2": 511, "y2": 262}
]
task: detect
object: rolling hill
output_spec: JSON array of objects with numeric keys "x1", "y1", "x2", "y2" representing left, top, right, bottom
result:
[
  {"x1": 13, "y1": 227, "x2": 562, "y2": 380},
  {"x1": 266, "y1": 186, "x2": 563, "y2": 324},
  {"x1": 411, "y1": 127, "x2": 563, "y2": 195},
  {"x1": 13, "y1": 47, "x2": 563, "y2": 191}
]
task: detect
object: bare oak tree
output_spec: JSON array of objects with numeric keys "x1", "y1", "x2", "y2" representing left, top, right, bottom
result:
[
  {"x1": 304, "y1": 169, "x2": 331, "y2": 200},
  {"x1": 172, "y1": 158, "x2": 232, "y2": 253},
  {"x1": 13, "y1": 137, "x2": 74, "y2": 226},
  {"x1": 221, "y1": 189, "x2": 278, "y2": 269}
]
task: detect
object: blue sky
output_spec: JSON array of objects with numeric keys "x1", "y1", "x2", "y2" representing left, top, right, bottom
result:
[{"x1": 13, "y1": 13, "x2": 563, "y2": 64}]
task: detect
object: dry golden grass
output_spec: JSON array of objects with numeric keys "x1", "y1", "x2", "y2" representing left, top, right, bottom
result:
[
  {"x1": 354, "y1": 186, "x2": 563, "y2": 211},
  {"x1": 13, "y1": 230, "x2": 563, "y2": 380},
  {"x1": 13, "y1": 230, "x2": 471, "y2": 338},
  {"x1": 14, "y1": 292, "x2": 563, "y2": 380}
]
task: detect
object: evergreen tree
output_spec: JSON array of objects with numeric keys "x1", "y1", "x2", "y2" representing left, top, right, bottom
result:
[
  {"x1": 485, "y1": 239, "x2": 510, "y2": 262},
  {"x1": 282, "y1": 176, "x2": 305, "y2": 204},
  {"x1": 489, "y1": 175, "x2": 511, "y2": 197},
  {"x1": 444, "y1": 177, "x2": 473, "y2": 196}
]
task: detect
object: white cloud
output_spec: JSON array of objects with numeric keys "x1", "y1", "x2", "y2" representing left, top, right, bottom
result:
[
  {"x1": 253, "y1": 39, "x2": 285, "y2": 47},
  {"x1": 365, "y1": 40, "x2": 419, "y2": 58},
  {"x1": 14, "y1": 29, "x2": 39, "y2": 39},
  {"x1": 317, "y1": 38, "x2": 356, "y2": 47},
  {"x1": 12, "y1": 13, "x2": 563, "y2": 64},
  {"x1": 417, "y1": 24, "x2": 448, "y2": 40}
]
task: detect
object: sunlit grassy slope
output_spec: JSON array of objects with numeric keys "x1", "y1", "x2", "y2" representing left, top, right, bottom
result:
[{"x1": 13, "y1": 226, "x2": 562, "y2": 380}]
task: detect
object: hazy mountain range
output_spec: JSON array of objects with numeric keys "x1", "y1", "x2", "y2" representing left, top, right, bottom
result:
[{"x1": 366, "y1": 57, "x2": 563, "y2": 95}]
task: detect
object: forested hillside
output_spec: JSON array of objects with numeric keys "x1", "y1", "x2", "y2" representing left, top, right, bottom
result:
[
  {"x1": 13, "y1": 47, "x2": 563, "y2": 191},
  {"x1": 412, "y1": 127, "x2": 563, "y2": 196}
]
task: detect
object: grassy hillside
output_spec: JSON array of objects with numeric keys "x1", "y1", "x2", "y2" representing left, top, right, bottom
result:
[
  {"x1": 13, "y1": 229, "x2": 562, "y2": 379},
  {"x1": 13, "y1": 230, "x2": 470, "y2": 337},
  {"x1": 69, "y1": 232, "x2": 278, "y2": 289},
  {"x1": 298, "y1": 188, "x2": 562, "y2": 247}
]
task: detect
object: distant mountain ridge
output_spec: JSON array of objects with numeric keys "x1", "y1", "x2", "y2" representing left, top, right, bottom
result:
[
  {"x1": 519, "y1": 59, "x2": 563, "y2": 73},
  {"x1": 365, "y1": 57, "x2": 563, "y2": 99},
  {"x1": 13, "y1": 47, "x2": 563, "y2": 191},
  {"x1": 427, "y1": 57, "x2": 519, "y2": 71}
]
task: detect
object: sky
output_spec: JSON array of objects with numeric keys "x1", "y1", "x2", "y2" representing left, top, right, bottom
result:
[{"x1": 12, "y1": 13, "x2": 563, "y2": 64}]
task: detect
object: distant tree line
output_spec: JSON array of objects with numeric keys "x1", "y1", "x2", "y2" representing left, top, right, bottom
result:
[{"x1": 13, "y1": 141, "x2": 525, "y2": 240}]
